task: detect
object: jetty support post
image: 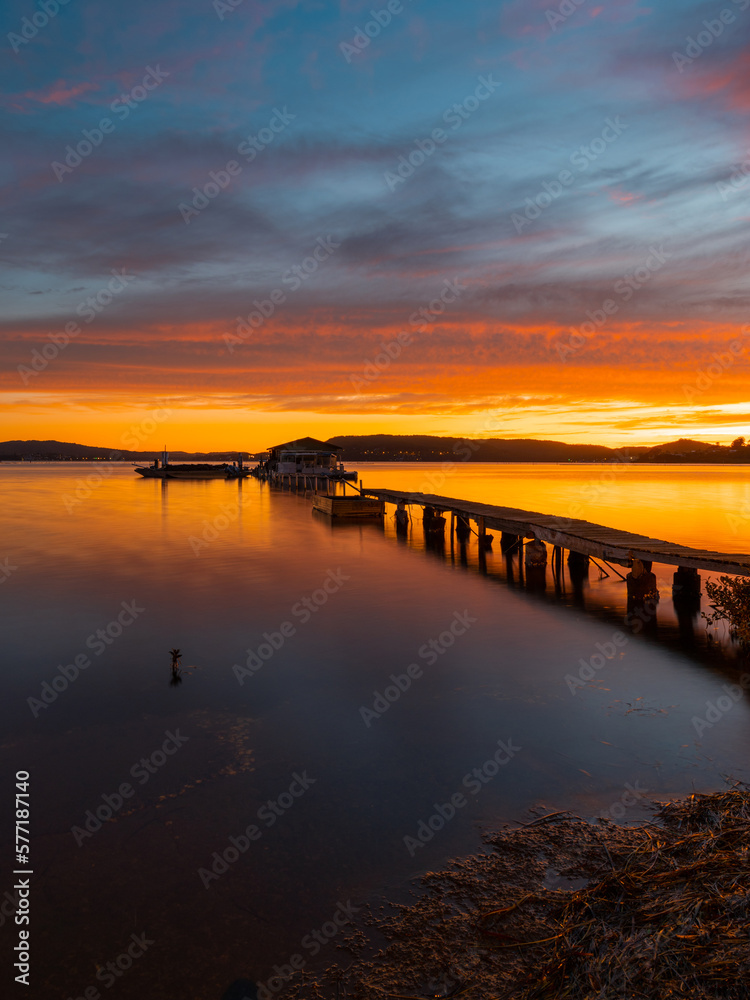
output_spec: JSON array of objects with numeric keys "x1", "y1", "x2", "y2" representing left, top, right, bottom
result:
[
  {"x1": 501, "y1": 532, "x2": 518, "y2": 553},
  {"x1": 552, "y1": 545, "x2": 563, "y2": 579},
  {"x1": 673, "y1": 566, "x2": 701, "y2": 602},
  {"x1": 456, "y1": 514, "x2": 471, "y2": 542},
  {"x1": 567, "y1": 550, "x2": 590, "y2": 582}
]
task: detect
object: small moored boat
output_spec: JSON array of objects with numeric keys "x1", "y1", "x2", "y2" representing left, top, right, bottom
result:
[{"x1": 135, "y1": 450, "x2": 250, "y2": 480}]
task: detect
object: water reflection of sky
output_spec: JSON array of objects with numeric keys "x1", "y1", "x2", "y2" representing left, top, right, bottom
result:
[{"x1": 3, "y1": 464, "x2": 749, "y2": 998}]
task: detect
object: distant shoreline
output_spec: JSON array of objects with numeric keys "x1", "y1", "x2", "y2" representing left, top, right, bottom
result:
[
  {"x1": 1, "y1": 434, "x2": 748, "y2": 465},
  {"x1": 3, "y1": 458, "x2": 750, "y2": 467}
]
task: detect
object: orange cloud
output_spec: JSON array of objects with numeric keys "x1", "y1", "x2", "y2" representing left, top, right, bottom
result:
[{"x1": 15, "y1": 80, "x2": 98, "y2": 109}]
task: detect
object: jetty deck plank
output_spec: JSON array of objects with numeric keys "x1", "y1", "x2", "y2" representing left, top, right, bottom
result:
[{"x1": 364, "y1": 489, "x2": 750, "y2": 576}]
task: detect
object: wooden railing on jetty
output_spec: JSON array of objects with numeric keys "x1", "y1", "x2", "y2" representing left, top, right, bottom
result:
[{"x1": 362, "y1": 489, "x2": 750, "y2": 577}]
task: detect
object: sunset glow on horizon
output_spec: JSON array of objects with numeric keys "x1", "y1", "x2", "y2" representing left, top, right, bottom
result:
[{"x1": 3, "y1": 1, "x2": 750, "y2": 451}]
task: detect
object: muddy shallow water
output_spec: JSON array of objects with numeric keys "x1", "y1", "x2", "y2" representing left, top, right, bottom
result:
[{"x1": 3, "y1": 463, "x2": 749, "y2": 998}]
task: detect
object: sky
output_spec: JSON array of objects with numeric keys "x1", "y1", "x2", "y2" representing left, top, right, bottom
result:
[{"x1": 2, "y1": 0, "x2": 750, "y2": 451}]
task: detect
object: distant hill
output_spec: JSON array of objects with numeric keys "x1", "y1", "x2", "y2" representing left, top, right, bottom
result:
[
  {"x1": 637, "y1": 438, "x2": 750, "y2": 463},
  {"x1": 327, "y1": 434, "x2": 646, "y2": 463},
  {"x1": 0, "y1": 440, "x2": 251, "y2": 461}
]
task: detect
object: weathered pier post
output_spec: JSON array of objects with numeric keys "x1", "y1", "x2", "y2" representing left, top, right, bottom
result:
[
  {"x1": 673, "y1": 567, "x2": 701, "y2": 635},
  {"x1": 567, "y1": 551, "x2": 589, "y2": 574},
  {"x1": 478, "y1": 527, "x2": 488, "y2": 572},
  {"x1": 456, "y1": 515, "x2": 471, "y2": 542},
  {"x1": 553, "y1": 546, "x2": 563, "y2": 577},
  {"x1": 552, "y1": 545, "x2": 565, "y2": 594},
  {"x1": 477, "y1": 516, "x2": 492, "y2": 548},
  {"x1": 672, "y1": 566, "x2": 701, "y2": 603},
  {"x1": 501, "y1": 532, "x2": 518, "y2": 553},
  {"x1": 567, "y1": 550, "x2": 589, "y2": 603}
]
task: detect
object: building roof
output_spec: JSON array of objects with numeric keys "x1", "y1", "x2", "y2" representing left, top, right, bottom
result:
[{"x1": 267, "y1": 437, "x2": 343, "y2": 453}]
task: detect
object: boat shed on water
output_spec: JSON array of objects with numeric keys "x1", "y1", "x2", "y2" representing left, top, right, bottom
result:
[
  {"x1": 253, "y1": 437, "x2": 357, "y2": 481},
  {"x1": 266, "y1": 437, "x2": 342, "y2": 473}
]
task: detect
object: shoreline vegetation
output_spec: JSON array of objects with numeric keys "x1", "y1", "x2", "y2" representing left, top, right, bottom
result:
[
  {"x1": 2, "y1": 434, "x2": 750, "y2": 463},
  {"x1": 285, "y1": 785, "x2": 750, "y2": 1000},
  {"x1": 704, "y1": 577, "x2": 750, "y2": 651}
]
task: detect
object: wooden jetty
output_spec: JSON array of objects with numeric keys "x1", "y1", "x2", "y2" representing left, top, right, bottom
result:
[{"x1": 362, "y1": 489, "x2": 750, "y2": 577}]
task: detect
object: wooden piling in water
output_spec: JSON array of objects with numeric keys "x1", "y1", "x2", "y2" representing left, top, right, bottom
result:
[
  {"x1": 568, "y1": 551, "x2": 590, "y2": 577},
  {"x1": 673, "y1": 566, "x2": 702, "y2": 601},
  {"x1": 456, "y1": 514, "x2": 471, "y2": 541},
  {"x1": 501, "y1": 531, "x2": 519, "y2": 552}
]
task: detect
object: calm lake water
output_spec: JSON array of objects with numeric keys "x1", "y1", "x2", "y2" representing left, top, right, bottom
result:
[{"x1": 3, "y1": 462, "x2": 750, "y2": 999}]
